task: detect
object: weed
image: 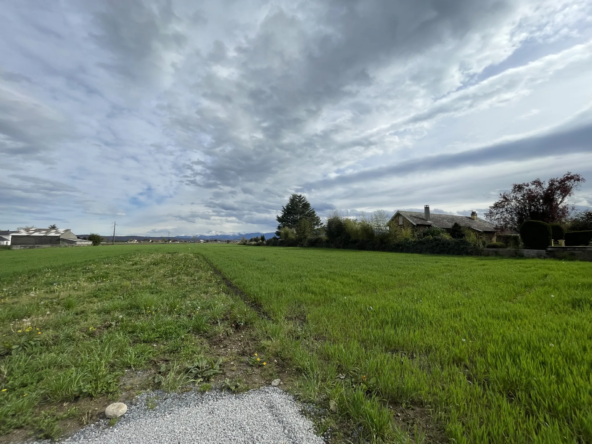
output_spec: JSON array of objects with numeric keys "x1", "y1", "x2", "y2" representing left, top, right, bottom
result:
[
  {"x1": 146, "y1": 397, "x2": 158, "y2": 410},
  {"x1": 221, "y1": 378, "x2": 243, "y2": 393},
  {"x1": 198, "y1": 383, "x2": 213, "y2": 392},
  {"x1": 185, "y1": 357, "x2": 222, "y2": 382}
]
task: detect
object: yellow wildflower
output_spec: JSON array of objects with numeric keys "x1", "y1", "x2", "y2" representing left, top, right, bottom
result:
[
  {"x1": 1, "y1": 389, "x2": 7, "y2": 392},
  {"x1": 17, "y1": 330, "x2": 21, "y2": 333},
  {"x1": 257, "y1": 358, "x2": 260, "y2": 362},
  {"x1": 263, "y1": 362, "x2": 266, "y2": 366}
]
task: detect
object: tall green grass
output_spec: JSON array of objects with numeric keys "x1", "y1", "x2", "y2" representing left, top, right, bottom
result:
[{"x1": 199, "y1": 245, "x2": 592, "y2": 443}]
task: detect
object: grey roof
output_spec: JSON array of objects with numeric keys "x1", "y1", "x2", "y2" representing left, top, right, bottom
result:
[
  {"x1": 12, "y1": 228, "x2": 71, "y2": 236},
  {"x1": 394, "y1": 211, "x2": 496, "y2": 232},
  {"x1": 0, "y1": 235, "x2": 10, "y2": 242},
  {"x1": 0, "y1": 231, "x2": 17, "y2": 235}
]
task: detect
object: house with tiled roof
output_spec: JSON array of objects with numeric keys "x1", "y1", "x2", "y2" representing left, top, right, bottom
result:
[{"x1": 390, "y1": 205, "x2": 497, "y2": 242}]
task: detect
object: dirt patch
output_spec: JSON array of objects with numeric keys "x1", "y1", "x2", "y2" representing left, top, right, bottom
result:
[
  {"x1": 390, "y1": 403, "x2": 447, "y2": 444},
  {"x1": 206, "y1": 328, "x2": 297, "y2": 393}
]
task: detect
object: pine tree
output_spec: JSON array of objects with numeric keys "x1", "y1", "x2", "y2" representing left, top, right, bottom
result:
[{"x1": 276, "y1": 194, "x2": 322, "y2": 236}]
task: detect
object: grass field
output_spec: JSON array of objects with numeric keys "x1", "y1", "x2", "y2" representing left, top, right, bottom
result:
[
  {"x1": 1, "y1": 244, "x2": 591, "y2": 443},
  {"x1": 0, "y1": 246, "x2": 268, "y2": 441},
  {"x1": 197, "y1": 245, "x2": 592, "y2": 443}
]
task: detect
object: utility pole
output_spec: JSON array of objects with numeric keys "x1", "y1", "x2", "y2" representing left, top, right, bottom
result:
[{"x1": 112, "y1": 221, "x2": 116, "y2": 245}]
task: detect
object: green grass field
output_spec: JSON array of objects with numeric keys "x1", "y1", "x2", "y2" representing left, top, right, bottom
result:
[
  {"x1": 1, "y1": 244, "x2": 591, "y2": 443},
  {"x1": 0, "y1": 246, "x2": 262, "y2": 440},
  {"x1": 197, "y1": 245, "x2": 592, "y2": 443}
]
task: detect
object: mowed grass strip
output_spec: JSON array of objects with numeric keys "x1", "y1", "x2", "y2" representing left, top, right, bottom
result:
[
  {"x1": 0, "y1": 244, "x2": 192, "y2": 279},
  {"x1": 0, "y1": 251, "x2": 256, "y2": 440},
  {"x1": 198, "y1": 244, "x2": 592, "y2": 443}
]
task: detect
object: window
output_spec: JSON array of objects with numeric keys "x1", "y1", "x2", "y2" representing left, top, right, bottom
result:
[{"x1": 399, "y1": 216, "x2": 403, "y2": 225}]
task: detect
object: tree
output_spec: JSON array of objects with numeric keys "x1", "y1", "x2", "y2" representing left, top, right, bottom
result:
[
  {"x1": 276, "y1": 194, "x2": 322, "y2": 236},
  {"x1": 295, "y1": 218, "x2": 312, "y2": 242},
  {"x1": 569, "y1": 210, "x2": 592, "y2": 231},
  {"x1": 48, "y1": 224, "x2": 58, "y2": 230},
  {"x1": 88, "y1": 233, "x2": 103, "y2": 246},
  {"x1": 260, "y1": 235, "x2": 266, "y2": 242},
  {"x1": 486, "y1": 172, "x2": 585, "y2": 231}
]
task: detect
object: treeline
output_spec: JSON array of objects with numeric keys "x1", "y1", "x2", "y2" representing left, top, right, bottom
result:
[
  {"x1": 241, "y1": 194, "x2": 485, "y2": 256},
  {"x1": 242, "y1": 188, "x2": 592, "y2": 254}
]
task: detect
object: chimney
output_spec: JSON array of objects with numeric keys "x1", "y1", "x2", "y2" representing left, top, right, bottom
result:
[
  {"x1": 471, "y1": 211, "x2": 478, "y2": 220},
  {"x1": 424, "y1": 205, "x2": 430, "y2": 222}
]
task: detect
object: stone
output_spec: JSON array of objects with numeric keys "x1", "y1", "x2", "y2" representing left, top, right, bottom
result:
[
  {"x1": 105, "y1": 402, "x2": 127, "y2": 418},
  {"x1": 329, "y1": 400, "x2": 337, "y2": 412},
  {"x1": 271, "y1": 379, "x2": 281, "y2": 387}
]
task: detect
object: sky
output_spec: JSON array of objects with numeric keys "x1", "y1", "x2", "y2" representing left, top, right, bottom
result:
[{"x1": 1, "y1": 0, "x2": 592, "y2": 236}]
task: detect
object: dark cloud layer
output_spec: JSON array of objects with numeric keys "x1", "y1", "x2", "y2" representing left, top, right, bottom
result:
[{"x1": 300, "y1": 122, "x2": 592, "y2": 192}]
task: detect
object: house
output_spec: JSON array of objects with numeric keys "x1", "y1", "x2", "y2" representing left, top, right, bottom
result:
[
  {"x1": 10, "y1": 228, "x2": 92, "y2": 249},
  {"x1": 390, "y1": 205, "x2": 497, "y2": 242}
]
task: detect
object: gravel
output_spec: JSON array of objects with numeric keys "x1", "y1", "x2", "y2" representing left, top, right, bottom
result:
[{"x1": 47, "y1": 387, "x2": 324, "y2": 444}]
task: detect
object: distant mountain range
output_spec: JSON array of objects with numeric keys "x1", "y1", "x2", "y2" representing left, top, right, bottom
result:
[{"x1": 77, "y1": 232, "x2": 276, "y2": 241}]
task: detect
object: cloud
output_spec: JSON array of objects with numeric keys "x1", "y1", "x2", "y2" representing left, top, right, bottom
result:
[
  {"x1": 300, "y1": 120, "x2": 592, "y2": 192},
  {"x1": 1, "y1": 0, "x2": 591, "y2": 234}
]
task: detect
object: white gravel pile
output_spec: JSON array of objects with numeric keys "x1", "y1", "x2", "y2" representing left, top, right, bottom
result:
[{"x1": 56, "y1": 387, "x2": 324, "y2": 444}]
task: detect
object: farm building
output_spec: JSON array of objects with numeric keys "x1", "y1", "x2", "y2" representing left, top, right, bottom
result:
[
  {"x1": 10, "y1": 228, "x2": 92, "y2": 249},
  {"x1": 390, "y1": 205, "x2": 497, "y2": 242},
  {"x1": 0, "y1": 231, "x2": 18, "y2": 246}
]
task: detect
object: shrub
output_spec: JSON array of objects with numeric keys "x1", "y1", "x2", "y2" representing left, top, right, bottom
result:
[
  {"x1": 550, "y1": 224, "x2": 566, "y2": 240},
  {"x1": 305, "y1": 237, "x2": 326, "y2": 247},
  {"x1": 326, "y1": 213, "x2": 349, "y2": 246},
  {"x1": 88, "y1": 234, "x2": 103, "y2": 246},
  {"x1": 569, "y1": 210, "x2": 592, "y2": 231},
  {"x1": 280, "y1": 227, "x2": 295, "y2": 240},
  {"x1": 422, "y1": 227, "x2": 444, "y2": 238},
  {"x1": 388, "y1": 238, "x2": 479, "y2": 255},
  {"x1": 565, "y1": 231, "x2": 592, "y2": 246},
  {"x1": 486, "y1": 242, "x2": 507, "y2": 249},
  {"x1": 519, "y1": 221, "x2": 552, "y2": 250},
  {"x1": 449, "y1": 222, "x2": 465, "y2": 239}
]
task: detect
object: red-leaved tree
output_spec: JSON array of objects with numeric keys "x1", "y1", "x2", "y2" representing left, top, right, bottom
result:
[{"x1": 486, "y1": 172, "x2": 585, "y2": 231}]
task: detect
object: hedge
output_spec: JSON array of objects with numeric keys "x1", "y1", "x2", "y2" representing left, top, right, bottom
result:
[
  {"x1": 486, "y1": 242, "x2": 507, "y2": 249},
  {"x1": 550, "y1": 224, "x2": 566, "y2": 240},
  {"x1": 266, "y1": 236, "x2": 480, "y2": 256},
  {"x1": 520, "y1": 221, "x2": 551, "y2": 250},
  {"x1": 565, "y1": 231, "x2": 592, "y2": 246}
]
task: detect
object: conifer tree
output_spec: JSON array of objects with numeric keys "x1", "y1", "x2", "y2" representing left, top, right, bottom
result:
[{"x1": 276, "y1": 194, "x2": 322, "y2": 236}]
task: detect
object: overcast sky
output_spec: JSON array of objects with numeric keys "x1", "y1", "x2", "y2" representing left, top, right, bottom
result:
[{"x1": 1, "y1": 0, "x2": 592, "y2": 236}]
